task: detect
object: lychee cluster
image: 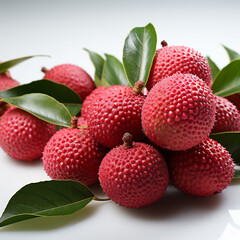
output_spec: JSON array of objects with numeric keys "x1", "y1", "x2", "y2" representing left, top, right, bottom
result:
[{"x1": 0, "y1": 39, "x2": 238, "y2": 211}]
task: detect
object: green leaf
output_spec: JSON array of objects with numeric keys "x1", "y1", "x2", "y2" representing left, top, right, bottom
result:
[
  {"x1": 206, "y1": 56, "x2": 220, "y2": 81},
  {"x1": 0, "y1": 55, "x2": 49, "y2": 74},
  {"x1": 0, "y1": 180, "x2": 94, "y2": 227},
  {"x1": 210, "y1": 131, "x2": 240, "y2": 164},
  {"x1": 0, "y1": 79, "x2": 82, "y2": 104},
  {"x1": 211, "y1": 59, "x2": 240, "y2": 97},
  {"x1": 84, "y1": 48, "x2": 105, "y2": 87},
  {"x1": 1, "y1": 93, "x2": 72, "y2": 127},
  {"x1": 102, "y1": 54, "x2": 129, "y2": 86},
  {"x1": 222, "y1": 45, "x2": 240, "y2": 61},
  {"x1": 65, "y1": 104, "x2": 82, "y2": 117},
  {"x1": 233, "y1": 165, "x2": 240, "y2": 179},
  {"x1": 123, "y1": 23, "x2": 157, "y2": 87}
]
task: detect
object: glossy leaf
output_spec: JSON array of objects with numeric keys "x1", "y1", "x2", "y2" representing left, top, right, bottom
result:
[
  {"x1": 0, "y1": 79, "x2": 82, "y2": 104},
  {"x1": 233, "y1": 165, "x2": 240, "y2": 179},
  {"x1": 1, "y1": 93, "x2": 72, "y2": 127},
  {"x1": 102, "y1": 54, "x2": 129, "y2": 86},
  {"x1": 65, "y1": 104, "x2": 82, "y2": 117},
  {"x1": 222, "y1": 45, "x2": 240, "y2": 61},
  {"x1": 0, "y1": 180, "x2": 94, "y2": 227},
  {"x1": 0, "y1": 55, "x2": 49, "y2": 74},
  {"x1": 123, "y1": 23, "x2": 157, "y2": 87},
  {"x1": 211, "y1": 60, "x2": 240, "y2": 97},
  {"x1": 210, "y1": 131, "x2": 240, "y2": 164},
  {"x1": 206, "y1": 56, "x2": 220, "y2": 80},
  {"x1": 84, "y1": 48, "x2": 104, "y2": 86}
]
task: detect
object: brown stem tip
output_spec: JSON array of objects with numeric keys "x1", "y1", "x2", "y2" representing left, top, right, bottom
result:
[
  {"x1": 4, "y1": 71, "x2": 11, "y2": 78},
  {"x1": 161, "y1": 40, "x2": 168, "y2": 47},
  {"x1": 71, "y1": 117, "x2": 79, "y2": 129},
  {"x1": 41, "y1": 67, "x2": 49, "y2": 74},
  {"x1": 122, "y1": 133, "x2": 133, "y2": 149},
  {"x1": 133, "y1": 80, "x2": 144, "y2": 95}
]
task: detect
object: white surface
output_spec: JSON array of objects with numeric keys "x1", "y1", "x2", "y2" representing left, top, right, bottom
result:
[{"x1": 1, "y1": 0, "x2": 240, "y2": 239}]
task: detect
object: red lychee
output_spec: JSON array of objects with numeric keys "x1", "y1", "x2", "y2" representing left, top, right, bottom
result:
[
  {"x1": 98, "y1": 133, "x2": 169, "y2": 208},
  {"x1": 0, "y1": 73, "x2": 20, "y2": 90},
  {"x1": 86, "y1": 82, "x2": 146, "y2": 148},
  {"x1": 146, "y1": 43, "x2": 212, "y2": 90},
  {"x1": 142, "y1": 73, "x2": 216, "y2": 151},
  {"x1": 77, "y1": 116, "x2": 88, "y2": 127},
  {"x1": 42, "y1": 118, "x2": 107, "y2": 186},
  {"x1": 0, "y1": 72, "x2": 20, "y2": 116},
  {"x1": 0, "y1": 108, "x2": 56, "y2": 161},
  {"x1": 42, "y1": 64, "x2": 95, "y2": 100},
  {"x1": 168, "y1": 137, "x2": 235, "y2": 197},
  {"x1": 226, "y1": 93, "x2": 240, "y2": 112},
  {"x1": 81, "y1": 86, "x2": 105, "y2": 118},
  {"x1": 212, "y1": 96, "x2": 240, "y2": 133}
]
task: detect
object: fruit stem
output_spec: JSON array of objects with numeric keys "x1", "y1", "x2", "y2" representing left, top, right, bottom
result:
[
  {"x1": 41, "y1": 67, "x2": 49, "y2": 74},
  {"x1": 93, "y1": 196, "x2": 111, "y2": 201},
  {"x1": 161, "y1": 40, "x2": 168, "y2": 47},
  {"x1": 3, "y1": 71, "x2": 11, "y2": 78},
  {"x1": 122, "y1": 133, "x2": 133, "y2": 149},
  {"x1": 71, "y1": 117, "x2": 78, "y2": 129},
  {"x1": 77, "y1": 126, "x2": 88, "y2": 129},
  {"x1": 133, "y1": 80, "x2": 144, "y2": 95}
]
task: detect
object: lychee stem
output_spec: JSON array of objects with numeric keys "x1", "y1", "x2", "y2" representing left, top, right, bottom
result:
[
  {"x1": 41, "y1": 67, "x2": 49, "y2": 74},
  {"x1": 161, "y1": 40, "x2": 168, "y2": 47},
  {"x1": 122, "y1": 133, "x2": 133, "y2": 149},
  {"x1": 133, "y1": 80, "x2": 144, "y2": 95},
  {"x1": 3, "y1": 71, "x2": 11, "y2": 78},
  {"x1": 71, "y1": 117, "x2": 78, "y2": 129},
  {"x1": 78, "y1": 126, "x2": 88, "y2": 129}
]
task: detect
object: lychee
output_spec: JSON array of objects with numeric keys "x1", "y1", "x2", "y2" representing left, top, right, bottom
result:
[
  {"x1": 98, "y1": 133, "x2": 169, "y2": 208},
  {"x1": 77, "y1": 116, "x2": 88, "y2": 127},
  {"x1": 212, "y1": 95, "x2": 240, "y2": 133},
  {"x1": 226, "y1": 93, "x2": 240, "y2": 112},
  {"x1": 142, "y1": 73, "x2": 216, "y2": 151},
  {"x1": 146, "y1": 42, "x2": 212, "y2": 90},
  {"x1": 0, "y1": 72, "x2": 20, "y2": 116},
  {"x1": 42, "y1": 64, "x2": 95, "y2": 100},
  {"x1": 81, "y1": 86, "x2": 105, "y2": 118},
  {"x1": 86, "y1": 82, "x2": 146, "y2": 148},
  {"x1": 0, "y1": 72, "x2": 20, "y2": 90},
  {"x1": 42, "y1": 117, "x2": 107, "y2": 186},
  {"x1": 0, "y1": 107, "x2": 56, "y2": 161},
  {"x1": 168, "y1": 137, "x2": 235, "y2": 197}
]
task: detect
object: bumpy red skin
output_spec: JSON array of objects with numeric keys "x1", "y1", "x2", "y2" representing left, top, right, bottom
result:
[
  {"x1": 0, "y1": 74, "x2": 20, "y2": 115},
  {"x1": 99, "y1": 142, "x2": 169, "y2": 208},
  {"x1": 42, "y1": 128, "x2": 107, "y2": 186},
  {"x1": 146, "y1": 46, "x2": 212, "y2": 91},
  {"x1": 168, "y1": 138, "x2": 235, "y2": 197},
  {"x1": 226, "y1": 93, "x2": 240, "y2": 111},
  {"x1": 0, "y1": 108, "x2": 56, "y2": 161},
  {"x1": 142, "y1": 73, "x2": 216, "y2": 151},
  {"x1": 81, "y1": 86, "x2": 105, "y2": 118},
  {"x1": 212, "y1": 96, "x2": 240, "y2": 133},
  {"x1": 0, "y1": 74, "x2": 20, "y2": 90},
  {"x1": 87, "y1": 85, "x2": 146, "y2": 148},
  {"x1": 77, "y1": 116, "x2": 88, "y2": 127},
  {"x1": 43, "y1": 64, "x2": 95, "y2": 100}
]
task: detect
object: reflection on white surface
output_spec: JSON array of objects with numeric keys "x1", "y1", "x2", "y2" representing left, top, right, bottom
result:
[
  {"x1": 219, "y1": 223, "x2": 240, "y2": 240},
  {"x1": 219, "y1": 210, "x2": 240, "y2": 240},
  {"x1": 229, "y1": 210, "x2": 240, "y2": 226}
]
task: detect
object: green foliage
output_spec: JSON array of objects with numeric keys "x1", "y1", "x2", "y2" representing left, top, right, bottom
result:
[
  {"x1": 0, "y1": 180, "x2": 95, "y2": 227},
  {"x1": 123, "y1": 23, "x2": 157, "y2": 87}
]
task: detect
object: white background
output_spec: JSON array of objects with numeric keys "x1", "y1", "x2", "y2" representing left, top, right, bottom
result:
[{"x1": 1, "y1": 0, "x2": 240, "y2": 239}]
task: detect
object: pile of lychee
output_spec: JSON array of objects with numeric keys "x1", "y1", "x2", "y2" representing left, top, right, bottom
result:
[{"x1": 0, "y1": 41, "x2": 239, "y2": 209}]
